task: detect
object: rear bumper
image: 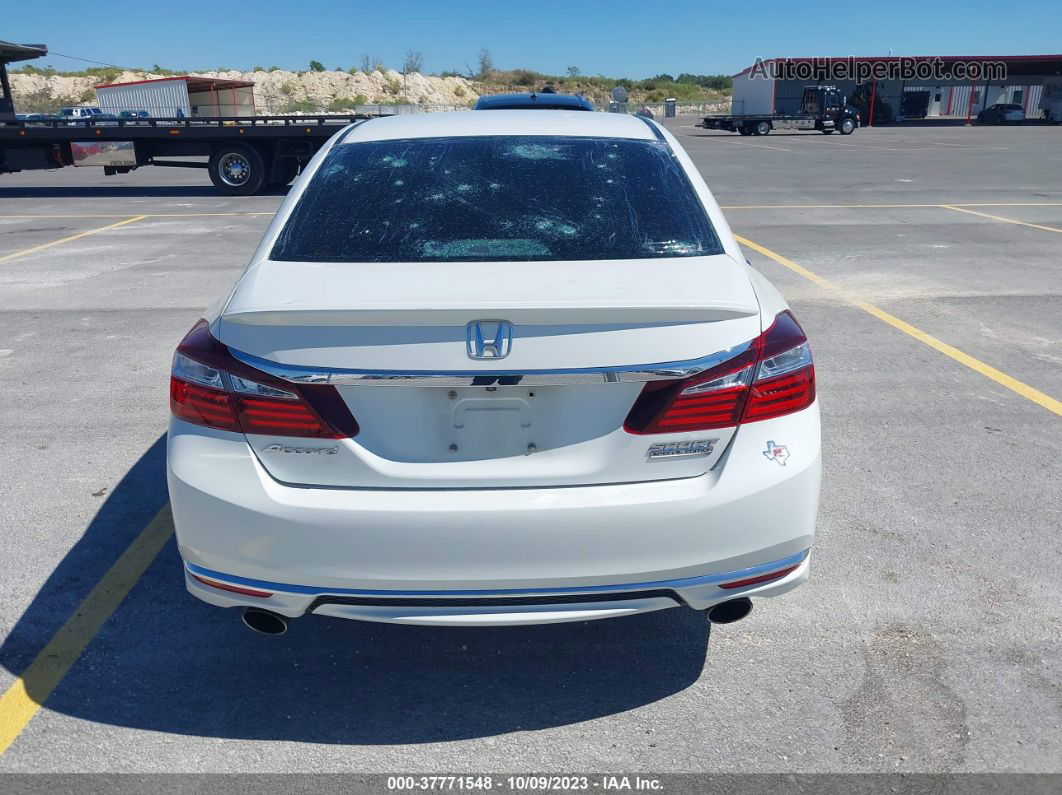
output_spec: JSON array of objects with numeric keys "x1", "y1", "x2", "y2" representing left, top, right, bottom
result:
[
  {"x1": 185, "y1": 550, "x2": 810, "y2": 625},
  {"x1": 167, "y1": 401, "x2": 820, "y2": 626}
]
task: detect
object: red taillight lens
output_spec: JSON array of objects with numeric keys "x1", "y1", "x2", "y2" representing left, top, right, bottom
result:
[
  {"x1": 743, "y1": 366, "x2": 816, "y2": 422},
  {"x1": 657, "y1": 380, "x2": 749, "y2": 431},
  {"x1": 234, "y1": 395, "x2": 339, "y2": 438},
  {"x1": 169, "y1": 320, "x2": 357, "y2": 438},
  {"x1": 170, "y1": 377, "x2": 241, "y2": 432},
  {"x1": 624, "y1": 357, "x2": 757, "y2": 434},
  {"x1": 624, "y1": 310, "x2": 815, "y2": 434}
]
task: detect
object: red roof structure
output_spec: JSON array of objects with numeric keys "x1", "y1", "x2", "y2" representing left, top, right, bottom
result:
[{"x1": 94, "y1": 75, "x2": 255, "y2": 90}]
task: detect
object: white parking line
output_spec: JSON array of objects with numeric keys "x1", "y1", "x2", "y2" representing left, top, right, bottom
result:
[{"x1": 699, "y1": 138, "x2": 793, "y2": 152}]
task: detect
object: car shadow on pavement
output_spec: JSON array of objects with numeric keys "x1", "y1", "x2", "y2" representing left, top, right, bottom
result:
[{"x1": 0, "y1": 436, "x2": 711, "y2": 744}]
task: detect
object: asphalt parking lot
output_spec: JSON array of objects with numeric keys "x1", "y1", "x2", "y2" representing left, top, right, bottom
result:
[{"x1": 0, "y1": 118, "x2": 1059, "y2": 775}]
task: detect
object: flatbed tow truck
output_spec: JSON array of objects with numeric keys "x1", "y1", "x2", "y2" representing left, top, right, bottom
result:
[
  {"x1": 0, "y1": 40, "x2": 367, "y2": 195},
  {"x1": 700, "y1": 85, "x2": 861, "y2": 136}
]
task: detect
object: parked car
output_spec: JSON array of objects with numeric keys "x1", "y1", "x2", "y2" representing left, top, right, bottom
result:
[
  {"x1": 58, "y1": 106, "x2": 117, "y2": 124},
  {"x1": 977, "y1": 103, "x2": 1025, "y2": 124},
  {"x1": 13, "y1": 113, "x2": 56, "y2": 124},
  {"x1": 167, "y1": 111, "x2": 821, "y2": 634},
  {"x1": 117, "y1": 109, "x2": 151, "y2": 126}
]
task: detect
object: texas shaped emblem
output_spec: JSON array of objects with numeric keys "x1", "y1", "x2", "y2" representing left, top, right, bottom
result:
[{"x1": 763, "y1": 440, "x2": 791, "y2": 466}]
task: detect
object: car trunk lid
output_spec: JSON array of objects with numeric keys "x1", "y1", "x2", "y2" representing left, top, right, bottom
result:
[{"x1": 219, "y1": 255, "x2": 760, "y2": 488}]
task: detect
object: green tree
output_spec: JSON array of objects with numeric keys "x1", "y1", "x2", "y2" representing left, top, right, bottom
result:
[
  {"x1": 510, "y1": 69, "x2": 539, "y2": 86},
  {"x1": 328, "y1": 95, "x2": 368, "y2": 111},
  {"x1": 308, "y1": 60, "x2": 325, "y2": 72},
  {"x1": 281, "y1": 98, "x2": 320, "y2": 113}
]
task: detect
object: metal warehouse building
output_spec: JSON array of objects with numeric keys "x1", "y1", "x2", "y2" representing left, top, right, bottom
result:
[
  {"x1": 731, "y1": 55, "x2": 1062, "y2": 123},
  {"x1": 94, "y1": 76, "x2": 256, "y2": 118}
]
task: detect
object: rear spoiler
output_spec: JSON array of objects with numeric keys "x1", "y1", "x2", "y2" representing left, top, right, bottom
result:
[
  {"x1": 224, "y1": 255, "x2": 760, "y2": 326},
  {"x1": 222, "y1": 301, "x2": 758, "y2": 326}
]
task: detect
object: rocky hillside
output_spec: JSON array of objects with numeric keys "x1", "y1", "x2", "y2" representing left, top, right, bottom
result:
[{"x1": 10, "y1": 68, "x2": 478, "y2": 113}]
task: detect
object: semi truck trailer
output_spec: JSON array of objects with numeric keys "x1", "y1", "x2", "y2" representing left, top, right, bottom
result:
[{"x1": 701, "y1": 85, "x2": 861, "y2": 136}]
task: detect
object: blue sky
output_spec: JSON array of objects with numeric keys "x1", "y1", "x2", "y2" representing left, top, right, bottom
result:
[{"x1": 7, "y1": 0, "x2": 1061, "y2": 77}]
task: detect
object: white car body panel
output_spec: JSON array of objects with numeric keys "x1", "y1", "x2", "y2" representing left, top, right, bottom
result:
[
  {"x1": 168, "y1": 110, "x2": 822, "y2": 626},
  {"x1": 170, "y1": 401, "x2": 819, "y2": 621},
  {"x1": 245, "y1": 391, "x2": 738, "y2": 489}
]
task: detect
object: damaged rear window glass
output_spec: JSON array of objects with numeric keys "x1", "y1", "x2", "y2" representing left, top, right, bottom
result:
[{"x1": 271, "y1": 135, "x2": 722, "y2": 262}]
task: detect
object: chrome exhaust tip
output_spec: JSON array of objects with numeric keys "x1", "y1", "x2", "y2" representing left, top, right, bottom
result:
[
  {"x1": 242, "y1": 608, "x2": 288, "y2": 635},
  {"x1": 707, "y1": 598, "x2": 753, "y2": 624}
]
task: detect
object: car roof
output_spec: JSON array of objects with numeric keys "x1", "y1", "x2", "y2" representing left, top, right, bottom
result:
[
  {"x1": 473, "y1": 93, "x2": 594, "y2": 111},
  {"x1": 342, "y1": 110, "x2": 657, "y2": 144}
]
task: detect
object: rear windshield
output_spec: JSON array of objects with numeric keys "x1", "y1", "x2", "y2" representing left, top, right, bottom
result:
[{"x1": 271, "y1": 135, "x2": 722, "y2": 262}]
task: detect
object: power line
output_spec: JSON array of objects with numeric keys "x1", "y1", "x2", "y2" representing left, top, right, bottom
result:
[{"x1": 38, "y1": 50, "x2": 149, "y2": 72}]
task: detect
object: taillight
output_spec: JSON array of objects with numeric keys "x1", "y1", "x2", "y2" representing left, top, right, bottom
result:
[
  {"x1": 744, "y1": 363, "x2": 814, "y2": 421},
  {"x1": 170, "y1": 350, "x2": 240, "y2": 431},
  {"x1": 624, "y1": 311, "x2": 815, "y2": 434},
  {"x1": 169, "y1": 320, "x2": 358, "y2": 438},
  {"x1": 623, "y1": 348, "x2": 759, "y2": 434}
]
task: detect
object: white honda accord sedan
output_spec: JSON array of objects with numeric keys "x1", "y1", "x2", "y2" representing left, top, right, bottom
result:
[{"x1": 166, "y1": 110, "x2": 821, "y2": 633}]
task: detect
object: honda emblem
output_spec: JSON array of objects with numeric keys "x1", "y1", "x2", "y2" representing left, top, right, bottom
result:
[{"x1": 466, "y1": 320, "x2": 514, "y2": 360}]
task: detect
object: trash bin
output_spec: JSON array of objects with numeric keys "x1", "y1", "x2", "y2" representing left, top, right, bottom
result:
[{"x1": 664, "y1": 98, "x2": 677, "y2": 118}]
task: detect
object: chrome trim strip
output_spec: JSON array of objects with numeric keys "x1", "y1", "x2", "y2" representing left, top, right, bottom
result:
[
  {"x1": 228, "y1": 341, "x2": 753, "y2": 386},
  {"x1": 185, "y1": 549, "x2": 809, "y2": 598}
]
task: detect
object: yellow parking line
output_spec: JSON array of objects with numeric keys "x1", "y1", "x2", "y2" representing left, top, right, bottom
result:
[
  {"x1": 734, "y1": 234, "x2": 1062, "y2": 417},
  {"x1": 0, "y1": 214, "x2": 138, "y2": 219},
  {"x1": 941, "y1": 205, "x2": 1062, "y2": 234},
  {"x1": 0, "y1": 215, "x2": 147, "y2": 263},
  {"x1": 0, "y1": 507, "x2": 174, "y2": 755}
]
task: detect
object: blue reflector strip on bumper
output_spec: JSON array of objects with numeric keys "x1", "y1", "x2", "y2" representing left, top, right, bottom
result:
[{"x1": 185, "y1": 549, "x2": 809, "y2": 598}]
